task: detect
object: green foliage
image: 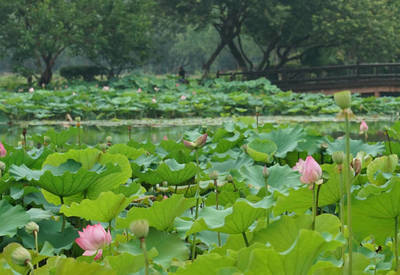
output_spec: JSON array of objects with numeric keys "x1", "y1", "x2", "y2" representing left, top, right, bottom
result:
[{"x1": 60, "y1": 66, "x2": 106, "y2": 81}]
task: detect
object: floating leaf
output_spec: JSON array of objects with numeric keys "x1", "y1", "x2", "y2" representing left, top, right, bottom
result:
[
  {"x1": 0, "y1": 200, "x2": 30, "y2": 237},
  {"x1": 246, "y1": 138, "x2": 277, "y2": 163},
  {"x1": 367, "y1": 154, "x2": 398, "y2": 185},
  {"x1": 156, "y1": 159, "x2": 197, "y2": 186}
]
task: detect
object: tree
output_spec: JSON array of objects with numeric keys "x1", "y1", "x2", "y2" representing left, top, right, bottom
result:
[
  {"x1": 0, "y1": 0, "x2": 82, "y2": 86},
  {"x1": 75, "y1": 0, "x2": 155, "y2": 79}
]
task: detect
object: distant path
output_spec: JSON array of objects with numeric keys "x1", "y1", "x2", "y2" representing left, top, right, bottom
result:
[
  {"x1": 3, "y1": 115, "x2": 397, "y2": 127},
  {"x1": 218, "y1": 63, "x2": 400, "y2": 96}
]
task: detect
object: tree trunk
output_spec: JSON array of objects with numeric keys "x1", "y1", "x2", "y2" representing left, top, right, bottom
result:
[
  {"x1": 202, "y1": 40, "x2": 228, "y2": 79},
  {"x1": 39, "y1": 64, "x2": 53, "y2": 86},
  {"x1": 227, "y1": 41, "x2": 248, "y2": 72}
]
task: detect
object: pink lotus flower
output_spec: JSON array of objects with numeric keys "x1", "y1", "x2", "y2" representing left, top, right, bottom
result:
[
  {"x1": 152, "y1": 98, "x2": 157, "y2": 103},
  {"x1": 163, "y1": 135, "x2": 168, "y2": 140},
  {"x1": 137, "y1": 88, "x2": 142, "y2": 93},
  {"x1": 0, "y1": 142, "x2": 6, "y2": 157},
  {"x1": 293, "y1": 156, "x2": 322, "y2": 188},
  {"x1": 102, "y1": 86, "x2": 110, "y2": 91},
  {"x1": 75, "y1": 224, "x2": 111, "y2": 261},
  {"x1": 360, "y1": 120, "x2": 368, "y2": 134},
  {"x1": 180, "y1": 95, "x2": 187, "y2": 100},
  {"x1": 176, "y1": 83, "x2": 180, "y2": 87},
  {"x1": 29, "y1": 88, "x2": 34, "y2": 93}
]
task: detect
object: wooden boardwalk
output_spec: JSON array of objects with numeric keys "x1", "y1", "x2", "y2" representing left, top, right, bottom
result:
[{"x1": 217, "y1": 63, "x2": 400, "y2": 96}]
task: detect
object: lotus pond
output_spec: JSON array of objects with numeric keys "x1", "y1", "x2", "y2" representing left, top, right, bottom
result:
[{"x1": 2, "y1": 105, "x2": 400, "y2": 274}]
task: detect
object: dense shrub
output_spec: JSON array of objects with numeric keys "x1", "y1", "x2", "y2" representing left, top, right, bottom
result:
[{"x1": 60, "y1": 66, "x2": 106, "y2": 81}]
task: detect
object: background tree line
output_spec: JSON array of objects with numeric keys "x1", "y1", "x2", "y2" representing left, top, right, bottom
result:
[{"x1": 0, "y1": 0, "x2": 399, "y2": 85}]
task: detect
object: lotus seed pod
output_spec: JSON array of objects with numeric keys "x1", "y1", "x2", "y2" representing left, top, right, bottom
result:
[
  {"x1": 106, "y1": 136, "x2": 112, "y2": 143},
  {"x1": 25, "y1": 222, "x2": 39, "y2": 234},
  {"x1": 209, "y1": 171, "x2": 218, "y2": 180},
  {"x1": 255, "y1": 106, "x2": 262, "y2": 113},
  {"x1": 0, "y1": 161, "x2": 5, "y2": 171},
  {"x1": 75, "y1": 116, "x2": 81, "y2": 122},
  {"x1": 11, "y1": 246, "x2": 31, "y2": 266},
  {"x1": 130, "y1": 220, "x2": 149, "y2": 239},
  {"x1": 352, "y1": 158, "x2": 362, "y2": 175},
  {"x1": 99, "y1": 143, "x2": 107, "y2": 151},
  {"x1": 332, "y1": 151, "x2": 345, "y2": 165},
  {"x1": 263, "y1": 165, "x2": 269, "y2": 178},
  {"x1": 334, "y1": 90, "x2": 351, "y2": 110},
  {"x1": 43, "y1": 136, "x2": 51, "y2": 143}
]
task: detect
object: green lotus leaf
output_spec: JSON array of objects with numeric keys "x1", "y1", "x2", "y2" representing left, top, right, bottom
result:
[
  {"x1": 118, "y1": 229, "x2": 189, "y2": 269},
  {"x1": 116, "y1": 194, "x2": 195, "y2": 230},
  {"x1": 243, "y1": 229, "x2": 343, "y2": 275},
  {"x1": 327, "y1": 138, "x2": 384, "y2": 157},
  {"x1": 42, "y1": 148, "x2": 131, "y2": 202},
  {"x1": 43, "y1": 257, "x2": 115, "y2": 275},
  {"x1": 351, "y1": 177, "x2": 400, "y2": 244},
  {"x1": 60, "y1": 191, "x2": 134, "y2": 222},
  {"x1": 252, "y1": 214, "x2": 341, "y2": 252},
  {"x1": 131, "y1": 163, "x2": 163, "y2": 185},
  {"x1": 0, "y1": 200, "x2": 30, "y2": 237},
  {"x1": 239, "y1": 164, "x2": 301, "y2": 195},
  {"x1": 261, "y1": 126, "x2": 305, "y2": 158},
  {"x1": 156, "y1": 159, "x2": 197, "y2": 186},
  {"x1": 174, "y1": 253, "x2": 235, "y2": 275},
  {"x1": 246, "y1": 138, "x2": 277, "y2": 163},
  {"x1": 367, "y1": 154, "x2": 398, "y2": 185},
  {"x1": 104, "y1": 252, "x2": 149, "y2": 275},
  {"x1": 274, "y1": 164, "x2": 341, "y2": 215},
  {"x1": 2, "y1": 243, "x2": 46, "y2": 275},
  {"x1": 108, "y1": 144, "x2": 146, "y2": 160},
  {"x1": 2, "y1": 147, "x2": 51, "y2": 170},
  {"x1": 214, "y1": 132, "x2": 242, "y2": 153},
  {"x1": 188, "y1": 198, "x2": 272, "y2": 235}
]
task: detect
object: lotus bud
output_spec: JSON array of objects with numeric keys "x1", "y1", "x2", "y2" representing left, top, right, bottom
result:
[
  {"x1": 43, "y1": 136, "x2": 50, "y2": 145},
  {"x1": 25, "y1": 221, "x2": 39, "y2": 234},
  {"x1": 209, "y1": 171, "x2": 218, "y2": 180},
  {"x1": 183, "y1": 140, "x2": 196, "y2": 150},
  {"x1": 332, "y1": 151, "x2": 345, "y2": 165},
  {"x1": 263, "y1": 165, "x2": 269, "y2": 178},
  {"x1": 334, "y1": 90, "x2": 351, "y2": 110},
  {"x1": 11, "y1": 246, "x2": 31, "y2": 266},
  {"x1": 255, "y1": 106, "x2": 262, "y2": 114},
  {"x1": 194, "y1": 133, "x2": 208, "y2": 148},
  {"x1": 0, "y1": 142, "x2": 6, "y2": 158},
  {"x1": 130, "y1": 219, "x2": 149, "y2": 239},
  {"x1": 226, "y1": 175, "x2": 233, "y2": 182},
  {"x1": 352, "y1": 158, "x2": 362, "y2": 176},
  {"x1": 106, "y1": 136, "x2": 112, "y2": 143},
  {"x1": 75, "y1": 116, "x2": 81, "y2": 122}
]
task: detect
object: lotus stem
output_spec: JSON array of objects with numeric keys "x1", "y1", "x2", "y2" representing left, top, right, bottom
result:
[
  {"x1": 214, "y1": 178, "x2": 221, "y2": 247},
  {"x1": 339, "y1": 167, "x2": 345, "y2": 263},
  {"x1": 60, "y1": 197, "x2": 65, "y2": 232},
  {"x1": 395, "y1": 216, "x2": 399, "y2": 271},
  {"x1": 386, "y1": 129, "x2": 393, "y2": 155},
  {"x1": 27, "y1": 261, "x2": 34, "y2": 275},
  {"x1": 344, "y1": 112, "x2": 353, "y2": 275},
  {"x1": 34, "y1": 230, "x2": 39, "y2": 269},
  {"x1": 312, "y1": 183, "x2": 316, "y2": 231},
  {"x1": 191, "y1": 149, "x2": 201, "y2": 261},
  {"x1": 140, "y1": 237, "x2": 149, "y2": 275},
  {"x1": 242, "y1": 232, "x2": 249, "y2": 247}
]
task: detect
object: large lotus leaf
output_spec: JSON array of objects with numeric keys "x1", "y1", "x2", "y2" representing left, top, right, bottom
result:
[
  {"x1": 158, "y1": 139, "x2": 193, "y2": 162},
  {"x1": 105, "y1": 253, "x2": 147, "y2": 275},
  {"x1": 36, "y1": 161, "x2": 120, "y2": 200},
  {"x1": 43, "y1": 257, "x2": 115, "y2": 275},
  {"x1": 9, "y1": 164, "x2": 43, "y2": 181},
  {"x1": 239, "y1": 164, "x2": 301, "y2": 195},
  {"x1": 367, "y1": 155, "x2": 398, "y2": 185},
  {"x1": 311, "y1": 253, "x2": 371, "y2": 275},
  {"x1": 174, "y1": 253, "x2": 236, "y2": 275},
  {"x1": 118, "y1": 229, "x2": 189, "y2": 269},
  {"x1": 2, "y1": 147, "x2": 51, "y2": 170},
  {"x1": 214, "y1": 132, "x2": 242, "y2": 153},
  {"x1": 246, "y1": 138, "x2": 277, "y2": 163},
  {"x1": 261, "y1": 126, "x2": 305, "y2": 158},
  {"x1": 327, "y1": 138, "x2": 384, "y2": 157},
  {"x1": 297, "y1": 134, "x2": 328, "y2": 155},
  {"x1": 274, "y1": 164, "x2": 341, "y2": 215},
  {"x1": 0, "y1": 200, "x2": 30, "y2": 237},
  {"x1": 156, "y1": 159, "x2": 197, "y2": 186},
  {"x1": 116, "y1": 194, "x2": 195, "y2": 230},
  {"x1": 243, "y1": 229, "x2": 343, "y2": 275},
  {"x1": 108, "y1": 144, "x2": 146, "y2": 160},
  {"x1": 209, "y1": 153, "x2": 253, "y2": 174},
  {"x1": 42, "y1": 148, "x2": 131, "y2": 200},
  {"x1": 252, "y1": 214, "x2": 341, "y2": 252},
  {"x1": 131, "y1": 163, "x2": 163, "y2": 185},
  {"x1": 188, "y1": 198, "x2": 272, "y2": 235},
  {"x1": 40, "y1": 127, "x2": 76, "y2": 147},
  {"x1": 351, "y1": 177, "x2": 400, "y2": 244},
  {"x1": 19, "y1": 219, "x2": 78, "y2": 253},
  {"x1": 60, "y1": 191, "x2": 134, "y2": 222}
]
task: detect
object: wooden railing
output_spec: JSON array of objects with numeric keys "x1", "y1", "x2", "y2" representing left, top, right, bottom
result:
[{"x1": 216, "y1": 63, "x2": 400, "y2": 95}]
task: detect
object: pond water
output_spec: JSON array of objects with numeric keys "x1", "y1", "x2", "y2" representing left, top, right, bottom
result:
[{"x1": 0, "y1": 116, "x2": 396, "y2": 146}]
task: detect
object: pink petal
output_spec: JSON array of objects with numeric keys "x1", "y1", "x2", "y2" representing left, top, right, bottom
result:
[
  {"x1": 94, "y1": 249, "x2": 103, "y2": 261},
  {"x1": 83, "y1": 250, "x2": 97, "y2": 256}
]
